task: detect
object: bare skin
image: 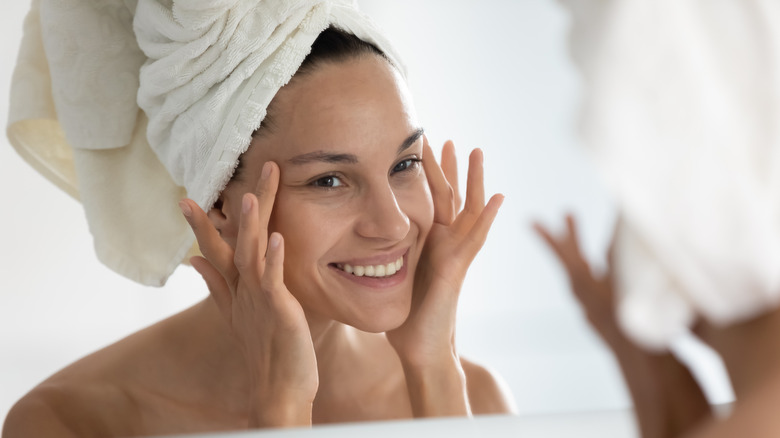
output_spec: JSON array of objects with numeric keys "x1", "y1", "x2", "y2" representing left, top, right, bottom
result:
[
  {"x1": 536, "y1": 215, "x2": 780, "y2": 438},
  {"x1": 3, "y1": 56, "x2": 514, "y2": 437},
  {"x1": 683, "y1": 308, "x2": 780, "y2": 438},
  {"x1": 2, "y1": 297, "x2": 510, "y2": 437}
]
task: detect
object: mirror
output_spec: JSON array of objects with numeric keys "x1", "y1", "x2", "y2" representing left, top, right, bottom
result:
[{"x1": 0, "y1": 0, "x2": 732, "y2": 429}]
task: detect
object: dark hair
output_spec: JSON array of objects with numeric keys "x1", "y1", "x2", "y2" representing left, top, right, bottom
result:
[
  {"x1": 256, "y1": 26, "x2": 387, "y2": 135},
  {"x1": 297, "y1": 26, "x2": 388, "y2": 76},
  {"x1": 231, "y1": 27, "x2": 389, "y2": 182}
]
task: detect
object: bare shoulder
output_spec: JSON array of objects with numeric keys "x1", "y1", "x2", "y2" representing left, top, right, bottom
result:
[
  {"x1": 2, "y1": 380, "x2": 137, "y2": 438},
  {"x1": 2, "y1": 302, "x2": 209, "y2": 438},
  {"x1": 460, "y1": 357, "x2": 517, "y2": 415},
  {"x1": 2, "y1": 387, "x2": 76, "y2": 438}
]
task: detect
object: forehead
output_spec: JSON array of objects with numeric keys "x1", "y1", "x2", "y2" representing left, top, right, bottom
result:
[{"x1": 249, "y1": 55, "x2": 419, "y2": 163}]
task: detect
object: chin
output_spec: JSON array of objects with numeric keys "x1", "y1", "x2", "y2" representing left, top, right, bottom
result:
[{"x1": 344, "y1": 303, "x2": 410, "y2": 333}]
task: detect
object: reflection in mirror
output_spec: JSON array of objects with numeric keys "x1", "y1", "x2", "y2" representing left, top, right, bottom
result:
[{"x1": 0, "y1": 0, "x2": 732, "y2": 436}]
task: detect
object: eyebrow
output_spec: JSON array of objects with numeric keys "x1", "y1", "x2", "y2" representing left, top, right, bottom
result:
[
  {"x1": 397, "y1": 127, "x2": 425, "y2": 154},
  {"x1": 288, "y1": 151, "x2": 358, "y2": 165},
  {"x1": 287, "y1": 127, "x2": 425, "y2": 166}
]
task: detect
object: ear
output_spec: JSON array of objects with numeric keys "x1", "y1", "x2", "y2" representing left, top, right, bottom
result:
[{"x1": 207, "y1": 197, "x2": 230, "y2": 237}]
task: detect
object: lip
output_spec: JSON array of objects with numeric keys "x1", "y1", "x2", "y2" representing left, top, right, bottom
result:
[
  {"x1": 328, "y1": 251, "x2": 409, "y2": 289},
  {"x1": 331, "y1": 247, "x2": 409, "y2": 267}
]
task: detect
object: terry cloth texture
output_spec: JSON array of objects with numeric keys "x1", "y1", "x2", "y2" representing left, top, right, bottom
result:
[
  {"x1": 559, "y1": 0, "x2": 780, "y2": 350},
  {"x1": 8, "y1": 0, "x2": 405, "y2": 286}
]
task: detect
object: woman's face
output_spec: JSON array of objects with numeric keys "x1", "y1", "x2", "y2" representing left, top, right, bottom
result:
[{"x1": 215, "y1": 55, "x2": 433, "y2": 332}]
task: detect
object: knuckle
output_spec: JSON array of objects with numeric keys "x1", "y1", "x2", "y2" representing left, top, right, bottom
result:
[
  {"x1": 461, "y1": 205, "x2": 479, "y2": 218},
  {"x1": 233, "y1": 252, "x2": 251, "y2": 271},
  {"x1": 259, "y1": 275, "x2": 280, "y2": 298},
  {"x1": 445, "y1": 185, "x2": 455, "y2": 201},
  {"x1": 258, "y1": 281, "x2": 273, "y2": 296}
]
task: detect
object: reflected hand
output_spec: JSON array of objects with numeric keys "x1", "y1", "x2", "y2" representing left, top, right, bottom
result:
[
  {"x1": 180, "y1": 162, "x2": 317, "y2": 428},
  {"x1": 535, "y1": 217, "x2": 715, "y2": 438},
  {"x1": 386, "y1": 138, "x2": 503, "y2": 416},
  {"x1": 533, "y1": 215, "x2": 624, "y2": 348}
]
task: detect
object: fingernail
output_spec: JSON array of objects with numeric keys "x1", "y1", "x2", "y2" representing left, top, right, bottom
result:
[
  {"x1": 269, "y1": 232, "x2": 281, "y2": 249},
  {"x1": 261, "y1": 162, "x2": 272, "y2": 180},
  {"x1": 179, "y1": 200, "x2": 192, "y2": 218},
  {"x1": 242, "y1": 194, "x2": 252, "y2": 214}
]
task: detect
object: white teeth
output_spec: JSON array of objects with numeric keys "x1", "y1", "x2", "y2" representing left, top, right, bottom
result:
[{"x1": 338, "y1": 256, "x2": 403, "y2": 278}]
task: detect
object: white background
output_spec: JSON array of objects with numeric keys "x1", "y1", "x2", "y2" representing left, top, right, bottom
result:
[{"x1": 0, "y1": 0, "x2": 731, "y2": 429}]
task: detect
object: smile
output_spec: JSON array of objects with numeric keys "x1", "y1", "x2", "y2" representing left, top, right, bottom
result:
[{"x1": 335, "y1": 257, "x2": 404, "y2": 278}]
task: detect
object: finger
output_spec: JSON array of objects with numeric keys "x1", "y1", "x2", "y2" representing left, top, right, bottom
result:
[
  {"x1": 463, "y1": 149, "x2": 486, "y2": 214},
  {"x1": 262, "y1": 232, "x2": 285, "y2": 296},
  {"x1": 261, "y1": 232, "x2": 298, "y2": 326},
  {"x1": 440, "y1": 140, "x2": 461, "y2": 210},
  {"x1": 191, "y1": 255, "x2": 233, "y2": 324},
  {"x1": 533, "y1": 218, "x2": 592, "y2": 283},
  {"x1": 607, "y1": 215, "x2": 623, "y2": 267},
  {"x1": 561, "y1": 215, "x2": 596, "y2": 279},
  {"x1": 180, "y1": 199, "x2": 237, "y2": 282},
  {"x1": 564, "y1": 214, "x2": 583, "y2": 254},
  {"x1": 533, "y1": 218, "x2": 602, "y2": 311},
  {"x1": 234, "y1": 162, "x2": 280, "y2": 279},
  {"x1": 461, "y1": 193, "x2": 504, "y2": 256},
  {"x1": 556, "y1": 218, "x2": 595, "y2": 288},
  {"x1": 422, "y1": 137, "x2": 456, "y2": 224},
  {"x1": 532, "y1": 221, "x2": 568, "y2": 262},
  {"x1": 253, "y1": 161, "x2": 281, "y2": 256},
  {"x1": 234, "y1": 193, "x2": 263, "y2": 281}
]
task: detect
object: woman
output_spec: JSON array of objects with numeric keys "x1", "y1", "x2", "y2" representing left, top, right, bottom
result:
[{"x1": 2, "y1": 2, "x2": 514, "y2": 436}]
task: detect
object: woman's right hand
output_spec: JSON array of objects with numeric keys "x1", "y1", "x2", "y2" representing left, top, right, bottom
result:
[
  {"x1": 533, "y1": 215, "x2": 625, "y2": 348},
  {"x1": 535, "y1": 215, "x2": 712, "y2": 438},
  {"x1": 179, "y1": 161, "x2": 318, "y2": 428}
]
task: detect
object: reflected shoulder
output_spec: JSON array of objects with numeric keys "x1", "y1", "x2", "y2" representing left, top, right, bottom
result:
[{"x1": 460, "y1": 357, "x2": 517, "y2": 415}]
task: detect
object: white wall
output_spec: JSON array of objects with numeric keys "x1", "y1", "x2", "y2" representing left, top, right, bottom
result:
[{"x1": 0, "y1": 0, "x2": 731, "y2": 427}]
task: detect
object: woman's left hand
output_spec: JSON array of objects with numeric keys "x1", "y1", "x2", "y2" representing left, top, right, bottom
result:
[{"x1": 386, "y1": 137, "x2": 503, "y2": 416}]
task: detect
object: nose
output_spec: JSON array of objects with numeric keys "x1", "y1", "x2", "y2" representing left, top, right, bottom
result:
[{"x1": 355, "y1": 184, "x2": 410, "y2": 242}]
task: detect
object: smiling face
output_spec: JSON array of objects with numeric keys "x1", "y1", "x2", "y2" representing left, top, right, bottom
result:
[{"x1": 213, "y1": 55, "x2": 434, "y2": 332}]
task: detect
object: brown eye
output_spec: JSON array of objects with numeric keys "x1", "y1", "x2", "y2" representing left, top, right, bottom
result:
[
  {"x1": 312, "y1": 175, "x2": 343, "y2": 188},
  {"x1": 392, "y1": 158, "x2": 420, "y2": 174}
]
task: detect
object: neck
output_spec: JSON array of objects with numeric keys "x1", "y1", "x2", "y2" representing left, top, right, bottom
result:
[
  {"x1": 303, "y1": 307, "x2": 363, "y2": 376},
  {"x1": 697, "y1": 305, "x2": 780, "y2": 399}
]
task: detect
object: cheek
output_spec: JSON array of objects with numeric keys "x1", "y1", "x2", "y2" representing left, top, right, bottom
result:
[
  {"x1": 270, "y1": 196, "x2": 344, "y2": 274},
  {"x1": 400, "y1": 179, "x2": 434, "y2": 236}
]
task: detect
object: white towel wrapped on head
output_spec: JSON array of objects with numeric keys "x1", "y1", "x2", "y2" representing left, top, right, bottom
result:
[{"x1": 8, "y1": 0, "x2": 404, "y2": 286}]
